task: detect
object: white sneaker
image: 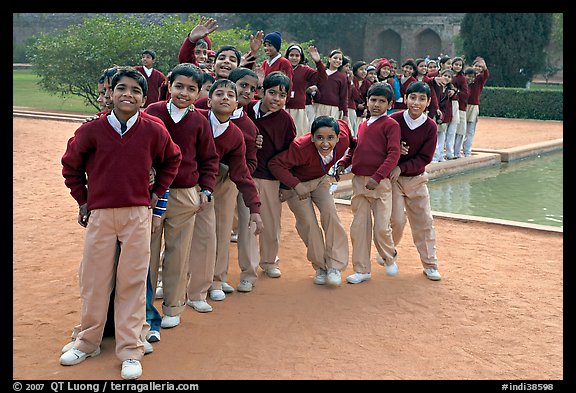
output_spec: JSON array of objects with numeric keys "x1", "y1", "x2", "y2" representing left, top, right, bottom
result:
[
  {"x1": 143, "y1": 340, "x2": 153, "y2": 355},
  {"x1": 155, "y1": 286, "x2": 163, "y2": 299},
  {"x1": 313, "y1": 268, "x2": 327, "y2": 285},
  {"x1": 160, "y1": 314, "x2": 180, "y2": 328},
  {"x1": 326, "y1": 268, "x2": 342, "y2": 286},
  {"x1": 265, "y1": 267, "x2": 282, "y2": 278},
  {"x1": 237, "y1": 280, "x2": 253, "y2": 292},
  {"x1": 61, "y1": 339, "x2": 75, "y2": 353},
  {"x1": 146, "y1": 330, "x2": 160, "y2": 343},
  {"x1": 221, "y1": 282, "x2": 235, "y2": 293},
  {"x1": 121, "y1": 359, "x2": 142, "y2": 380},
  {"x1": 346, "y1": 272, "x2": 371, "y2": 284},
  {"x1": 60, "y1": 346, "x2": 101, "y2": 366},
  {"x1": 423, "y1": 268, "x2": 442, "y2": 281},
  {"x1": 187, "y1": 299, "x2": 213, "y2": 313},
  {"x1": 377, "y1": 251, "x2": 398, "y2": 276},
  {"x1": 209, "y1": 289, "x2": 226, "y2": 301},
  {"x1": 230, "y1": 232, "x2": 238, "y2": 242}
]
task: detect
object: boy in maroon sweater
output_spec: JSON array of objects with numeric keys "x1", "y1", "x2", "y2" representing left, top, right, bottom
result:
[
  {"x1": 134, "y1": 49, "x2": 166, "y2": 108},
  {"x1": 186, "y1": 79, "x2": 263, "y2": 311},
  {"x1": 61, "y1": 66, "x2": 182, "y2": 379},
  {"x1": 389, "y1": 81, "x2": 441, "y2": 281},
  {"x1": 269, "y1": 116, "x2": 355, "y2": 286},
  {"x1": 336, "y1": 82, "x2": 401, "y2": 284},
  {"x1": 144, "y1": 63, "x2": 219, "y2": 329},
  {"x1": 247, "y1": 71, "x2": 297, "y2": 279}
]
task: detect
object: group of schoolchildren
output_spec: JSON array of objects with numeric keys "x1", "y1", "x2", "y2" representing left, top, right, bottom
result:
[{"x1": 60, "y1": 16, "x2": 489, "y2": 380}]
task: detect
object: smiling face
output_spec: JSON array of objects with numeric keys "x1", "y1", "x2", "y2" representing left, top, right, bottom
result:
[
  {"x1": 168, "y1": 74, "x2": 200, "y2": 109},
  {"x1": 406, "y1": 91, "x2": 431, "y2": 119},
  {"x1": 260, "y1": 85, "x2": 288, "y2": 113},
  {"x1": 112, "y1": 76, "x2": 145, "y2": 118},
  {"x1": 207, "y1": 84, "x2": 238, "y2": 117},
  {"x1": 214, "y1": 50, "x2": 239, "y2": 79},
  {"x1": 287, "y1": 48, "x2": 301, "y2": 67},
  {"x1": 235, "y1": 75, "x2": 258, "y2": 107},
  {"x1": 312, "y1": 126, "x2": 338, "y2": 157}
]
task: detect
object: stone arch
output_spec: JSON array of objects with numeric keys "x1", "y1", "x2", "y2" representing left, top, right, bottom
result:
[
  {"x1": 416, "y1": 28, "x2": 442, "y2": 59},
  {"x1": 375, "y1": 29, "x2": 402, "y2": 61}
]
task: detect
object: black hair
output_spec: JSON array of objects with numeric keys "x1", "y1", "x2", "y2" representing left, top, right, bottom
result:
[
  {"x1": 202, "y1": 72, "x2": 216, "y2": 85},
  {"x1": 215, "y1": 45, "x2": 243, "y2": 67},
  {"x1": 352, "y1": 61, "x2": 367, "y2": 76},
  {"x1": 263, "y1": 71, "x2": 291, "y2": 93},
  {"x1": 367, "y1": 82, "x2": 394, "y2": 102},
  {"x1": 311, "y1": 115, "x2": 340, "y2": 135},
  {"x1": 208, "y1": 79, "x2": 237, "y2": 98},
  {"x1": 111, "y1": 66, "x2": 148, "y2": 97},
  {"x1": 228, "y1": 67, "x2": 258, "y2": 83},
  {"x1": 405, "y1": 80, "x2": 431, "y2": 98},
  {"x1": 142, "y1": 49, "x2": 157, "y2": 60},
  {"x1": 463, "y1": 66, "x2": 475, "y2": 76},
  {"x1": 285, "y1": 43, "x2": 308, "y2": 65},
  {"x1": 169, "y1": 63, "x2": 204, "y2": 88},
  {"x1": 101, "y1": 66, "x2": 119, "y2": 84},
  {"x1": 401, "y1": 59, "x2": 417, "y2": 70}
]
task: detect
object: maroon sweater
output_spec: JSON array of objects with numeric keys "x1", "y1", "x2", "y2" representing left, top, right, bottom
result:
[
  {"x1": 197, "y1": 109, "x2": 261, "y2": 214},
  {"x1": 268, "y1": 120, "x2": 355, "y2": 187},
  {"x1": 452, "y1": 73, "x2": 469, "y2": 111},
  {"x1": 390, "y1": 111, "x2": 437, "y2": 176},
  {"x1": 62, "y1": 114, "x2": 181, "y2": 210},
  {"x1": 315, "y1": 70, "x2": 349, "y2": 113},
  {"x1": 134, "y1": 66, "x2": 166, "y2": 108},
  {"x1": 340, "y1": 115, "x2": 401, "y2": 183},
  {"x1": 247, "y1": 101, "x2": 296, "y2": 180},
  {"x1": 144, "y1": 101, "x2": 219, "y2": 191},
  {"x1": 262, "y1": 56, "x2": 294, "y2": 82},
  {"x1": 467, "y1": 68, "x2": 490, "y2": 105},
  {"x1": 286, "y1": 61, "x2": 327, "y2": 110}
]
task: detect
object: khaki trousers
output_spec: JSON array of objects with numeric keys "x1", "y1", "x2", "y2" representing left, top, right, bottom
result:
[
  {"x1": 391, "y1": 173, "x2": 439, "y2": 269},
  {"x1": 149, "y1": 187, "x2": 200, "y2": 316},
  {"x1": 254, "y1": 178, "x2": 282, "y2": 269},
  {"x1": 75, "y1": 206, "x2": 151, "y2": 361},
  {"x1": 285, "y1": 176, "x2": 348, "y2": 272},
  {"x1": 350, "y1": 175, "x2": 396, "y2": 273},
  {"x1": 236, "y1": 192, "x2": 260, "y2": 283},
  {"x1": 287, "y1": 108, "x2": 311, "y2": 137}
]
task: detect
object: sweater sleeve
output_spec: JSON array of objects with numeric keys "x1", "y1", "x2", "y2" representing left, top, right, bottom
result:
[
  {"x1": 371, "y1": 122, "x2": 401, "y2": 183},
  {"x1": 178, "y1": 35, "x2": 198, "y2": 65},
  {"x1": 268, "y1": 143, "x2": 306, "y2": 189}
]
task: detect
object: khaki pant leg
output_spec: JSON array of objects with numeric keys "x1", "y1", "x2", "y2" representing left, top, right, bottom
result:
[
  {"x1": 161, "y1": 188, "x2": 199, "y2": 316},
  {"x1": 287, "y1": 108, "x2": 310, "y2": 137},
  {"x1": 75, "y1": 208, "x2": 119, "y2": 354},
  {"x1": 113, "y1": 206, "x2": 151, "y2": 361},
  {"x1": 402, "y1": 173, "x2": 439, "y2": 269},
  {"x1": 213, "y1": 176, "x2": 239, "y2": 288},
  {"x1": 350, "y1": 176, "x2": 374, "y2": 273},
  {"x1": 187, "y1": 200, "x2": 216, "y2": 301},
  {"x1": 370, "y1": 178, "x2": 396, "y2": 264},
  {"x1": 237, "y1": 192, "x2": 260, "y2": 283},
  {"x1": 391, "y1": 179, "x2": 408, "y2": 246},
  {"x1": 254, "y1": 178, "x2": 282, "y2": 269}
]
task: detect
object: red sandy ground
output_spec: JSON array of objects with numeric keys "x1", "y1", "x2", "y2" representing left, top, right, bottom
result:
[{"x1": 12, "y1": 116, "x2": 563, "y2": 381}]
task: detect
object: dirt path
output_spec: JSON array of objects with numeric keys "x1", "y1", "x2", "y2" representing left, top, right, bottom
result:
[{"x1": 12, "y1": 116, "x2": 563, "y2": 381}]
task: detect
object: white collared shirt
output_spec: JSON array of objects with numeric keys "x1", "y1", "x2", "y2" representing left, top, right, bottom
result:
[
  {"x1": 107, "y1": 110, "x2": 139, "y2": 136},
  {"x1": 403, "y1": 110, "x2": 427, "y2": 130},
  {"x1": 167, "y1": 101, "x2": 191, "y2": 124},
  {"x1": 252, "y1": 100, "x2": 270, "y2": 119},
  {"x1": 142, "y1": 66, "x2": 153, "y2": 77},
  {"x1": 230, "y1": 106, "x2": 244, "y2": 120},
  {"x1": 209, "y1": 110, "x2": 230, "y2": 138},
  {"x1": 318, "y1": 150, "x2": 334, "y2": 165},
  {"x1": 267, "y1": 54, "x2": 281, "y2": 67},
  {"x1": 367, "y1": 113, "x2": 386, "y2": 126}
]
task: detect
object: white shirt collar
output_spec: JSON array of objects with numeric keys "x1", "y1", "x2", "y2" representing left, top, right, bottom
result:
[
  {"x1": 209, "y1": 110, "x2": 230, "y2": 138},
  {"x1": 403, "y1": 110, "x2": 427, "y2": 130},
  {"x1": 231, "y1": 106, "x2": 244, "y2": 120},
  {"x1": 107, "y1": 110, "x2": 139, "y2": 136},
  {"x1": 167, "y1": 100, "x2": 192, "y2": 123},
  {"x1": 318, "y1": 150, "x2": 334, "y2": 165},
  {"x1": 253, "y1": 100, "x2": 270, "y2": 119},
  {"x1": 268, "y1": 53, "x2": 281, "y2": 66},
  {"x1": 143, "y1": 66, "x2": 153, "y2": 77},
  {"x1": 367, "y1": 113, "x2": 386, "y2": 126}
]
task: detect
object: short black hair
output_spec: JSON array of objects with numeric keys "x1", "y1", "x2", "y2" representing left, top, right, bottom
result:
[
  {"x1": 228, "y1": 67, "x2": 258, "y2": 83},
  {"x1": 367, "y1": 82, "x2": 394, "y2": 102},
  {"x1": 142, "y1": 49, "x2": 157, "y2": 60},
  {"x1": 111, "y1": 66, "x2": 148, "y2": 96},
  {"x1": 169, "y1": 63, "x2": 204, "y2": 88},
  {"x1": 311, "y1": 116, "x2": 340, "y2": 135},
  {"x1": 208, "y1": 79, "x2": 237, "y2": 99},
  {"x1": 405, "y1": 81, "x2": 431, "y2": 98},
  {"x1": 263, "y1": 71, "x2": 291, "y2": 93}
]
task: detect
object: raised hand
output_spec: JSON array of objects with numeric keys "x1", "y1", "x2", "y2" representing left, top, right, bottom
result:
[{"x1": 188, "y1": 16, "x2": 219, "y2": 43}]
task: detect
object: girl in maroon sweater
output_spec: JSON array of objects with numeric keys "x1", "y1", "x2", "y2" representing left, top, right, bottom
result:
[
  {"x1": 446, "y1": 56, "x2": 469, "y2": 159},
  {"x1": 269, "y1": 117, "x2": 355, "y2": 286},
  {"x1": 389, "y1": 81, "x2": 441, "y2": 281},
  {"x1": 463, "y1": 57, "x2": 490, "y2": 157},
  {"x1": 313, "y1": 49, "x2": 349, "y2": 123},
  {"x1": 285, "y1": 43, "x2": 327, "y2": 136}
]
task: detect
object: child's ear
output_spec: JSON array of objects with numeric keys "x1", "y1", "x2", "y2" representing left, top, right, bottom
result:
[{"x1": 141, "y1": 96, "x2": 147, "y2": 108}]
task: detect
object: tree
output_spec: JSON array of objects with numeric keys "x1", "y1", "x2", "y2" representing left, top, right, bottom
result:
[
  {"x1": 27, "y1": 14, "x2": 254, "y2": 110},
  {"x1": 460, "y1": 13, "x2": 552, "y2": 87}
]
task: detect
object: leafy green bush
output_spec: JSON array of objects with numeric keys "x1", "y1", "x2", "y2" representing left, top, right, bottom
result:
[{"x1": 480, "y1": 87, "x2": 562, "y2": 120}]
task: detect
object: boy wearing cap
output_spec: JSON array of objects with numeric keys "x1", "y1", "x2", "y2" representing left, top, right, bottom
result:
[{"x1": 262, "y1": 31, "x2": 294, "y2": 85}]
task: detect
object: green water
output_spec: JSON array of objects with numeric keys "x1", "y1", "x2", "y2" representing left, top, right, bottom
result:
[{"x1": 428, "y1": 151, "x2": 563, "y2": 228}]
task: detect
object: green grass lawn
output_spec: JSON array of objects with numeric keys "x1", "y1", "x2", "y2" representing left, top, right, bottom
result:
[{"x1": 13, "y1": 69, "x2": 95, "y2": 114}]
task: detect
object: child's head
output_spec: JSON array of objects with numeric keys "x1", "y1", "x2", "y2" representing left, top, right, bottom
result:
[
  {"x1": 366, "y1": 82, "x2": 394, "y2": 117},
  {"x1": 414, "y1": 58, "x2": 427, "y2": 77},
  {"x1": 389, "y1": 58, "x2": 399, "y2": 76},
  {"x1": 464, "y1": 66, "x2": 476, "y2": 84},
  {"x1": 207, "y1": 79, "x2": 238, "y2": 117},
  {"x1": 401, "y1": 59, "x2": 417, "y2": 78},
  {"x1": 141, "y1": 49, "x2": 157, "y2": 68},
  {"x1": 260, "y1": 71, "x2": 290, "y2": 113},
  {"x1": 439, "y1": 68, "x2": 454, "y2": 84},
  {"x1": 206, "y1": 50, "x2": 216, "y2": 71},
  {"x1": 198, "y1": 72, "x2": 215, "y2": 100},
  {"x1": 264, "y1": 31, "x2": 282, "y2": 57},
  {"x1": 352, "y1": 61, "x2": 367, "y2": 80},
  {"x1": 340, "y1": 55, "x2": 351, "y2": 74},
  {"x1": 214, "y1": 45, "x2": 243, "y2": 79},
  {"x1": 426, "y1": 59, "x2": 438, "y2": 73},
  {"x1": 439, "y1": 55, "x2": 452, "y2": 70},
  {"x1": 102, "y1": 66, "x2": 119, "y2": 111},
  {"x1": 327, "y1": 49, "x2": 343, "y2": 71},
  {"x1": 110, "y1": 66, "x2": 148, "y2": 115},
  {"x1": 376, "y1": 58, "x2": 392, "y2": 81},
  {"x1": 168, "y1": 63, "x2": 204, "y2": 108},
  {"x1": 310, "y1": 116, "x2": 340, "y2": 157},
  {"x1": 405, "y1": 81, "x2": 431, "y2": 117},
  {"x1": 285, "y1": 43, "x2": 307, "y2": 67},
  {"x1": 194, "y1": 39, "x2": 209, "y2": 65},
  {"x1": 228, "y1": 67, "x2": 259, "y2": 107},
  {"x1": 366, "y1": 65, "x2": 377, "y2": 83},
  {"x1": 451, "y1": 56, "x2": 465, "y2": 74}
]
